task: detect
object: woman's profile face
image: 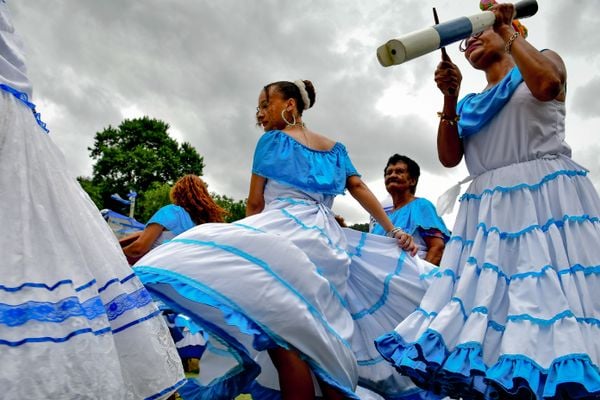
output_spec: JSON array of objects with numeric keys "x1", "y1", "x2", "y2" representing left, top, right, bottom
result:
[
  {"x1": 464, "y1": 28, "x2": 505, "y2": 68},
  {"x1": 256, "y1": 87, "x2": 288, "y2": 132}
]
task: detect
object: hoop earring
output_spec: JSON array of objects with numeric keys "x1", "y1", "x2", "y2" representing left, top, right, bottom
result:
[{"x1": 281, "y1": 109, "x2": 296, "y2": 127}]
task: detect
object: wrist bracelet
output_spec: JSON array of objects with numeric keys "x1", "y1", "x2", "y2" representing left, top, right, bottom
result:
[
  {"x1": 437, "y1": 112, "x2": 460, "y2": 126},
  {"x1": 386, "y1": 227, "x2": 405, "y2": 238},
  {"x1": 505, "y1": 31, "x2": 520, "y2": 54}
]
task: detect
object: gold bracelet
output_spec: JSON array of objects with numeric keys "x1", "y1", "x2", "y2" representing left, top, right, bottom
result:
[
  {"x1": 437, "y1": 112, "x2": 460, "y2": 126},
  {"x1": 505, "y1": 31, "x2": 520, "y2": 54}
]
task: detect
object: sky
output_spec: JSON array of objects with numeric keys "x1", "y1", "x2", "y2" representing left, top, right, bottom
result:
[{"x1": 8, "y1": 0, "x2": 600, "y2": 226}]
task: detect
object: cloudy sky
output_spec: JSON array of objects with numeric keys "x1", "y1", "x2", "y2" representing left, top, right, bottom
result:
[{"x1": 8, "y1": 0, "x2": 600, "y2": 226}]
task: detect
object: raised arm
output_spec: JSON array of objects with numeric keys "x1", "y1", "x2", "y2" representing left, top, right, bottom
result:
[
  {"x1": 434, "y1": 52, "x2": 464, "y2": 167},
  {"x1": 491, "y1": 4, "x2": 566, "y2": 102}
]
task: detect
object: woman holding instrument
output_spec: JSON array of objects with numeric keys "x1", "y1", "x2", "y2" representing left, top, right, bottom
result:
[{"x1": 376, "y1": 1, "x2": 600, "y2": 399}]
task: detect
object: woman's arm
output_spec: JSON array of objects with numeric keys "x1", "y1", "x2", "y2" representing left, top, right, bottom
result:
[
  {"x1": 492, "y1": 4, "x2": 566, "y2": 102},
  {"x1": 246, "y1": 173, "x2": 266, "y2": 217},
  {"x1": 423, "y1": 235, "x2": 445, "y2": 266},
  {"x1": 122, "y1": 223, "x2": 164, "y2": 260},
  {"x1": 434, "y1": 52, "x2": 464, "y2": 167},
  {"x1": 346, "y1": 175, "x2": 417, "y2": 255},
  {"x1": 118, "y1": 231, "x2": 142, "y2": 248}
]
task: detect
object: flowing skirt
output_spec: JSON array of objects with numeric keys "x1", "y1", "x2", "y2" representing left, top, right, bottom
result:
[
  {"x1": 376, "y1": 155, "x2": 600, "y2": 399},
  {"x1": 0, "y1": 90, "x2": 185, "y2": 399},
  {"x1": 135, "y1": 195, "x2": 437, "y2": 399}
]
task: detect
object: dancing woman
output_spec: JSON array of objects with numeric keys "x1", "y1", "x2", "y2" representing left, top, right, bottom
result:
[{"x1": 135, "y1": 79, "x2": 434, "y2": 399}]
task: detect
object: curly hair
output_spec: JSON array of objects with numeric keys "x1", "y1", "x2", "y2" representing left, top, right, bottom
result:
[{"x1": 170, "y1": 175, "x2": 227, "y2": 224}]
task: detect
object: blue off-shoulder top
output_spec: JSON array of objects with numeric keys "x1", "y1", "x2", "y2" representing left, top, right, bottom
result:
[
  {"x1": 146, "y1": 204, "x2": 195, "y2": 235},
  {"x1": 252, "y1": 130, "x2": 360, "y2": 195}
]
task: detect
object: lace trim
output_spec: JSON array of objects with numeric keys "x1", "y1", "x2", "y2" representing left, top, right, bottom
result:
[
  {"x1": 105, "y1": 287, "x2": 153, "y2": 321},
  {"x1": 144, "y1": 378, "x2": 187, "y2": 400},
  {"x1": 0, "y1": 287, "x2": 153, "y2": 327}
]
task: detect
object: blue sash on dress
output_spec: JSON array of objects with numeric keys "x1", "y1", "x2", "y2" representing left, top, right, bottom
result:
[{"x1": 457, "y1": 67, "x2": 523, "y2": 138}]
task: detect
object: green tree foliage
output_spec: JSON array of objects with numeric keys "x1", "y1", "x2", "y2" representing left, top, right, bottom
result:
[
  {"x1": 212, "y1": 193, "x2": 247, "y2": 223},
  {"x1": 136, "y1": 181, "x2": 172, "y2": 223},
  {"x1": 86, "y1": 117, "x2": 204, "y2": 218},
  {"x1": 349, "y1": 222, "x2": 369, "y2": 232},
  {"x1": 77, "y1": 176, "x2": 103, "y2": 209}
]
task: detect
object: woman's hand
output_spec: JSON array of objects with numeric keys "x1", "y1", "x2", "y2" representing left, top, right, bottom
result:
[
  {"x1": 434, "y1": 52, "x2": 462, "y2": 97},
  {"x1": 490, "y1": 3, "x2": 515, "y2": 34},
  {"x1": 394, "y1": 231, "x2": 418, "y2": 257}
]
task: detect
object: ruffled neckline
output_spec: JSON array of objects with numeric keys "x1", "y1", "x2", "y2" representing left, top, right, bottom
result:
[{"x1": 266, "y1": 130, "x2": 342, "y2": 154}]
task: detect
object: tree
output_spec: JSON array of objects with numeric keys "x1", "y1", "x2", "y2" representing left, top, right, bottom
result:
[
  {"x1": 349, "y1": 222, "x2": 369, "y2": 232},
  {"x1": 77, "y1": 176, "x2": 103, "y2": 210},
  {"x1": 136, "y1": 181, "x2": 172, "y2": 223},
  {"x1": 86, "y1": 116, "x2": 204, "y2": 218},
  {"x1": 212, "y1": 193, "x2": 247, "y2": 223}
]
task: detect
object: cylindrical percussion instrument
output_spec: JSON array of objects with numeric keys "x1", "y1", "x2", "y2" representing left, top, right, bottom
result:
[{"x1": 377, "y1": 0, "x2": 538, "y2": 67}]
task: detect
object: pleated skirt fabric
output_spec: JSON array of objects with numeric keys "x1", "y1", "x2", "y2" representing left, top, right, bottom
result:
[
  {"x1": 0, "y1": 91, "x2": 185, "y2": 399},
  {"x1": 135, "y1": 193, "x2": 436, "y2": 400},
  {"x1": 376, "y1": 155, "x2": 600, "y2": 399}
]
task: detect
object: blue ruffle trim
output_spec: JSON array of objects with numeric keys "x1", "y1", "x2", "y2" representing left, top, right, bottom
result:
[
  {"x1": 0, "y1": 83, "x2": 49, "y2": 133},
  {"x1": 375, "y1": 329, "x2": 600, "y2": 399},
  {"x1": 460, "y1": 169, "x2": 588, "y2": 202},
  {"x1": 137, "y1": 267, "x2": 360, "y2": 400}
]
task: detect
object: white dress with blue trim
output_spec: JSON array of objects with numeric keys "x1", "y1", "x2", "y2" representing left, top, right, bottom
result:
[
  {"x1": 371, "y1": 198, "x2": 451, "y2": 259},
  {"x1": 0, "y1": 3, "x2": 185, "y2": 398},
  {"x1": 376, "y1": 68, "x2": 600, "y2": 399},
  {"x1": 134, "y1": 130, "x2": 437, "y2": 400},
  {"x1": 147, "y1": 205, "x2": 209, "y2": 361}
]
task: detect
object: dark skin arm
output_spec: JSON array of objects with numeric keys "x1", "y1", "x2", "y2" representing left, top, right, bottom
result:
[
  {"x1": 434, "y1": 52, "x2": 463, "y2": 168},
  {"x1": 122, "y1": 223, "x2": 164, "y2": 259},
  {"x1": 346, "y1": 175, "x2": 418, "y2": 256},
  {"x1": 491, "y1": 4, "x2": 566, "y2": 102},
  {"x1": 246, "y1": 173, "x2": 266, "y2": 216},
  {"x1": 423, "y1": 234, "x2": 445, "y2": 266}
]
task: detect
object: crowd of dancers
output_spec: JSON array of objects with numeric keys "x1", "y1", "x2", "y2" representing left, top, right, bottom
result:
[{"x1": 2, "y1": 0, "x2": 599, "y2": 399}]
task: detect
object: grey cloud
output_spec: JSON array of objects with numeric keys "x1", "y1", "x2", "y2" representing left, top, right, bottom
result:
[
  {"x1": 8, "y1": 1, "x2": 600, "y2": 215},
  {"x1": 571, "y1": 77, "x2": 600, "y2": 119}
]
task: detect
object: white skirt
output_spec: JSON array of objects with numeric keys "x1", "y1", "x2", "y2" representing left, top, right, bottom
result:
[
  {"x1": 0, "y1": 90, "x2": 185, "y2": 399},
  {"x1": 376, "y1": 155, "x2": 600, "y2": 399},
  {"x1": 135, "y1": 194, "x2": 437, "y2": 399}
]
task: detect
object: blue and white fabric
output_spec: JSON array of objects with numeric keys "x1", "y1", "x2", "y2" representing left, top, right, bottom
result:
[
  {"x1": 371, "y1": 198, "x2": 451, "y2": 259},
  {"x1": 0, "y1": 3, "x2": 185, "y2": 398},
  {"x1": 376, "y1": 76, "x2": 600, "y2": 399},
  {"x1": 147, "y1": 204, "x2": 196, "y2": 249},
  {"x1": 134, "y1": 130, "x2": 437, "y2": 399}
]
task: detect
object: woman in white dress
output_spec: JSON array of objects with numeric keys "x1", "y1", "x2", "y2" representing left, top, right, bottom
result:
[
  {"x1": 0, "y1": 2, "x2": 185, "y2": 398},
  {"x1": 134, "y1": 79, "x2": 437, "y2": 400},
  {"x1": 376, "y1": 2, "x2": 600, "y2": 399}
]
